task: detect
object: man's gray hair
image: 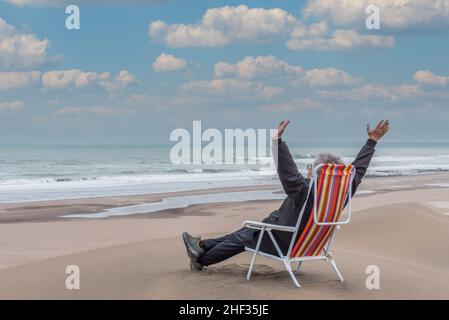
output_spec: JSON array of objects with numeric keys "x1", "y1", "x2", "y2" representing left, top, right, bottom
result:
[{"x1": 313, "y1": 152, "x2": 343, "y2": 167}]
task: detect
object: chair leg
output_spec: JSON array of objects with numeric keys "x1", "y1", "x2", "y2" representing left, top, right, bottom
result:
[
  {"x1": 247, "y1": 228, "x2": 265, "y2": 281},
  {"x1": 328, "y1": 255, "x2": 344, "y2": 282},
  {"x1": 246, "y1": 252, "x2": 258, "y2": 281},
  {"x1": 283, "y1": 259, "x2": 301, "y2": 288},
  {"x1": 296, "y1": 261, "x2": 302, "y2": 272}
]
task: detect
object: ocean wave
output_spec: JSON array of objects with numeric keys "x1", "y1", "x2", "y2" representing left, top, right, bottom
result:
[
  {"x1": 0, "y1": 176, "x2": 99, "y2": 186},
  {"x1": 2, "y1": 150, "x2": 449, "y2": 203},
  {"x1": 1, "y1": 164, "x2": 448, "y2": 190},
  {"x1": 164, "y1": 168, "x2": 246, "y2": 174},
  {"x1": 366, "y1": 168, "x2": 449, "y2": 177},
  {"x1": 293, "y1": 153, "x2": 314, "y2": 159},
  {"x1": 0, "y1": 169, "x2": 272, "y2": 189}
]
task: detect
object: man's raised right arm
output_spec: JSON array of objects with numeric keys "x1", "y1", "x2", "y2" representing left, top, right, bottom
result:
[{"x1": 271, "y1": 121, "x2": 305, "y2": 200}]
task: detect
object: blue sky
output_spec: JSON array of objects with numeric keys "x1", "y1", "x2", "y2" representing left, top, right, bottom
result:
[{"x1": 1, "y1": 0, "x2": 449, "y2": 143}]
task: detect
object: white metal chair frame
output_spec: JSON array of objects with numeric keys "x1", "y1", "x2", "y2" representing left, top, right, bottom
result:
[{"x1": 242, "y1": 163, "x2": 356, "y2": 288}]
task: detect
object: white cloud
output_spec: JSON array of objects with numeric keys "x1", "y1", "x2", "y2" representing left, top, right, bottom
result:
[
  {"x1": 318, "y1": 84, "x2": 422, "y2": 101},
  {"x1": 181, "y1": 78, "x2": 283, "y2": 100},
  {"x1": 414, "y1": 70, "x2": 449, "y2": 86},
  {"x1": 287, "y1": 28, "x2": 394, "y2": 51},
  {"x1": 0, "y1": 18, "x2": 50, "y2": 68},
  {"x1": 53, "y1": 106, "x2": 119, "y2": 115},
  {"x1": 0, "y1": 69, "x2": 138, "y2": 92},
  {"x1": 41, "y1": 69, "x2": 139, "y2": 91},
  {"x1": 149, "y1": 5, "x2": 400, "y2": 51},
  {"x1": 258, "y1": 86, "x2": 284, "y2": 99},
  {"x1": 126, "y1": 93, "x2": 150, "y2": 104},
  {"x1": 214, "y1": 55, "x2": 302, "y2": 79},
  {"x1": 3, "y1": 0, "x2": 162, "y2": 6},
  {"x1": 3, "y1": 0, "x2": 63, "y2": 5},
  {"x1": 100, "y1": 70, "x2": 140, "y2": 92},
  {"x1": 153, "y1": 53, "x2": 187, "y2": 72},
  {"x1": 259, "y1": 98, "x2": 322, "y2": 113},
  {"x1": 149, "y1": 20, "x2": 228, "y2": 47},
  {"x1": 124, "y1": 93, "x2": 210, "y2": 110},
  {"x1": 149, "y1": 4, "x2": 398, "y2": 51},
  {"x1": 290, "y1": 21, "x2": 325, "y2": 39},
  {"x1": 42, "y1": 69, "x2": 109, "y2": 89},
  {"x1": 302, "y1": 0, "x2": 449, "y2": 30},
  {"x1": 182, "y1": 78, "x2": 253, "y2": 94},
  {"x1": 213, "y1": 55, "x2": 361, "y2": 90},
  {"x1": 0, "y1": 71, "x2": 41, "y2": 90},
  {"x1": 149, "y1": 5, "x2": 299, "y2": 47},
  {"x1": 183, "y1": 55, "x2": 365, "y2": 103},
  {"x1": 297, "y1": 68, "x2": 363, "y2": 87},
  {"x1": 0, "y1": 100, "x2": 24, "y2": 110}
]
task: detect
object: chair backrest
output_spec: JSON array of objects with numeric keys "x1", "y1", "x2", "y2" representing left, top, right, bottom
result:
[{"x1": 290, "y1": 163, "x2": 355, "y2": 258}]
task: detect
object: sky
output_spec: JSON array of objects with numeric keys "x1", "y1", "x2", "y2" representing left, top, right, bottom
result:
[{"x1": 0, "y1": 0, "x2": 449, "y2": 143}]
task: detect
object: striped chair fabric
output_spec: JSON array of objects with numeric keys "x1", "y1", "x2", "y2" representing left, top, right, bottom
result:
[{"x1": 291, "y1": 163, "x2": 354, "y2": 258}]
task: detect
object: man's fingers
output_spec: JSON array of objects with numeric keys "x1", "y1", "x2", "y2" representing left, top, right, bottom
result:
[
  {"x1": 276, "y1": 120, "x2": 290, "y2": 137},
  {"x1": 376, "y1": 120, "x2": 384, "y2": 129},
  {"x1": 366, "y1": 123, "x2": 371, "y2": 133},
  {"x1": 278, "y1": 121, "x2": 287, "y2": 132},
  {"x1": 380, "y1": 120, "x2": 390, "y2": 135}
]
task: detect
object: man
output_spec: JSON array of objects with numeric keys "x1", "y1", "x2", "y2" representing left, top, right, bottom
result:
[{"x1": 182, "y1": 120, "x2": 390, "y2": 271}]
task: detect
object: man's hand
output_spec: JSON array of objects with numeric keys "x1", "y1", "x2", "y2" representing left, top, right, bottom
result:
[
  {"x1": 272, "y1": 120, "x2": 290, "y2": 140},
  {"x1": 367, "y1": 120, "x2": 390, "y2": 142}
]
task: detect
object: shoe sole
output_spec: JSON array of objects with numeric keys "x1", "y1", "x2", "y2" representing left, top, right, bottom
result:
[
  {"x1": 182, "y1": 233, "x2": 203, "y2": 271},
  {"x1": 190, "y1": 260, "x2": 203, "y2": 272},
  {"x1": 182, "y1": 232, "x2": 201, "y2": 259}
]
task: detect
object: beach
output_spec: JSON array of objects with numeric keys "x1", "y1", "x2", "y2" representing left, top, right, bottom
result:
[
  {"x1": 2, "y1": 0, "x2": 449, "y2": 303},
  {"x1": 1, "y1": 173, "x2": 449, "y2": 299}
]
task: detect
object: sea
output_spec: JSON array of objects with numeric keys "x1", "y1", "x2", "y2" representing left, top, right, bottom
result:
[{"x1": 1, "y1": 141, "x2": 449, "y2": 204}]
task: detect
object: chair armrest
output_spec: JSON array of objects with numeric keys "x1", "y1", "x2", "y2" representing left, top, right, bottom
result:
[{"x1": 242, "y1": 220, "x2": 296, "y2": 232}]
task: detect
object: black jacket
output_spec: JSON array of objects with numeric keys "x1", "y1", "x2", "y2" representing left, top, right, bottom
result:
[{"x1": 244, "y1": 138, "x2": 377, "y2": 256}]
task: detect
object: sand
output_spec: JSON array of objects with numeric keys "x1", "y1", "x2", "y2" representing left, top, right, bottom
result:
[{"x1": 1, "y1": 174, "x2": 449, "y2": 299}]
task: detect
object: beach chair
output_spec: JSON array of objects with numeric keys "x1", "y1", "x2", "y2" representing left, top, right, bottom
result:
[{"x1": 242, "y1": 163, "x2": 356, "y2": 288}]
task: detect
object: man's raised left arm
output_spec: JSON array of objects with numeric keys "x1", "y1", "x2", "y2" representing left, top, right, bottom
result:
[{"x1": 351, "y1": 120, "x2": 390, "y2": 192}]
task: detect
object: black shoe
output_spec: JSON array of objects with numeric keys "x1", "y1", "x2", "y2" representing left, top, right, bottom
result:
[{"x1": 182, "y1": 232, "x2": 204, "y2": 259}]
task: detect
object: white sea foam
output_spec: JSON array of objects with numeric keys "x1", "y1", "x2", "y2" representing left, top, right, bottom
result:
[
  {"x1": 355, "y1": 190, "x2": 375, "y2": 195},
  {"x1": 429, "y1": 201, "x2": 449, "y2": 209},
  {"x1": 62, "y1": 190, "x2": 285, "y2": 219},
  {"x1": 425, "y1": 183, "x2": 449, "y2": 188},
  {"x1": 0, "y1": 172, "x2": 278, "y2": 203}
]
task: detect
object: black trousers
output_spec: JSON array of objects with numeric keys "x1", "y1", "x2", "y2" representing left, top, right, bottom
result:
[{"x1": 198, "y1": 228, "x2": 253, "y2": 266}]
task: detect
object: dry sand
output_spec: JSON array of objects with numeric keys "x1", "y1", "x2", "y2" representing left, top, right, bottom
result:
[{"x1": 0, "y1": 174, "x2": 449, "y2": 299}]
